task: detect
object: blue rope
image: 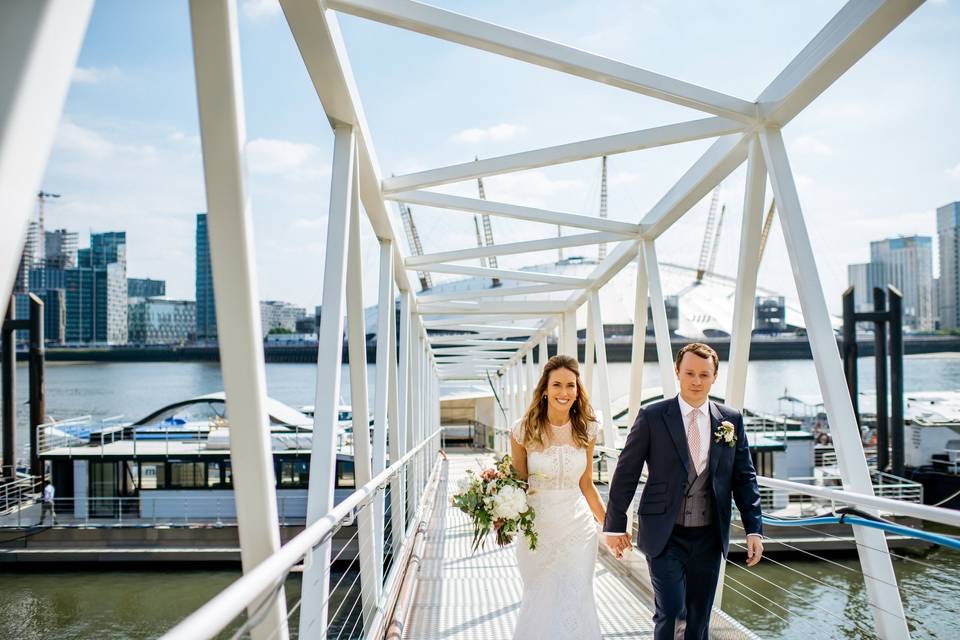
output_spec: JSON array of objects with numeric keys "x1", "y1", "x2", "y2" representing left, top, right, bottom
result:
[{"x1": 761, "y1": 514, "x2": 960, "y2": 551}]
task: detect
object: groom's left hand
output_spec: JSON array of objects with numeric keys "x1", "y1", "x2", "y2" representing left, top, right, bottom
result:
[{"x1": 746, "y1": 535, "x2": 764, "y2": 567}]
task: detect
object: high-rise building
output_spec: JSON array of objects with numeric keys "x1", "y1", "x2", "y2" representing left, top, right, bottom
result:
[
  {"x1": 196, "y1": 213, "x2": 217, "y2": 342},
  {"x1": 63, "y1": 232, "x2": 128, "y2": 344},
  {"x1": 848, "y1": 262, "x2": 889, "y2": 312},
  {"x1": 938, "y1": 202, "x2": 960, "y2": 329},
  {"x1": 755, "y1": 296, "x2": 786, "y2": 334},
  {"x1": 14, "y1": 220, "x2": 42, "y2": 293},
  {"x1": 45, "y1": 229, "x2": 78, "y2": 269},
  {"x1": 128, "y1": 278, "x2": 166, "y2": 298},
  {"x1": 14, "y1": 290, "x2": 66, "y2": 345},
  {"x1": 870, "y1": 236, "x2": 934, "y2": 331},
  {"x1": 260, "y1": 300, "x2": 307, "y2": 337},
  {"x1": 128, "y1": 298, "x2": 197, "y2": 345}
]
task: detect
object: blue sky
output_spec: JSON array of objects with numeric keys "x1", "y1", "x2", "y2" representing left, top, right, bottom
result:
[{"x1": 39, "y1": 0, "x2": 960, "y2": 316}]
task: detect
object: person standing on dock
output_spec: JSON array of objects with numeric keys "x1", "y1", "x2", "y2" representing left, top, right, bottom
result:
[
  {"x1": 38, "y1": 481, "x2": 57, "y2": 526},
  {"x1": 603, "y1": 342, "x2": 764, "y2": 640}
]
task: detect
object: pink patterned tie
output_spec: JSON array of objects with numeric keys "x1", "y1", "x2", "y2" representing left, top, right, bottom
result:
[{"x1": 687, "y1": 409, "x2": 702, "y2": 474}]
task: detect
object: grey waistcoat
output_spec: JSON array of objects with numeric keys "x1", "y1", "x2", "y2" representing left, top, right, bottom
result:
[{"x1": 676, "y1": 460, "x2": 713, "y2": 527}]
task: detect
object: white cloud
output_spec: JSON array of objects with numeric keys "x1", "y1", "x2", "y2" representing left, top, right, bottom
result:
[
  {"x1": 791, "y1": 135, "x2": 832, "y2": 156},
  {"x1": 609, "y1": 171, "x2": 643, "y2": 186},
  {"x1": 72, "y1": 65, "x2": 121, "y2": 84},
  {"x1": 56, "y1": 121, "x2": 115, "y2": 157},
  {"x1": 451, "y1": 123, "x2": 526, "y2": 144},
  {"x1": 946, "y1": 162, "x2": 960, "y2": 180},
  {"x1": 246, "y1": 138, "x2": 329, "y2": 180},
  {"x1": 241, "y1": 0, "x2": 280, "y2": 21}
]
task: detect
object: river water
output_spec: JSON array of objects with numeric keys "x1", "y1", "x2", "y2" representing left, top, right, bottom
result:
[{"x1": 1, "y1": 354, "x2": 959, "y2": 638}]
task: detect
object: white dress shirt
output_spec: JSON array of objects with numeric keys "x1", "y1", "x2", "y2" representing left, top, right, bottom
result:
[
  {"x1": 676, "y1": 394, "x2": 710, "y2": 474},
  {"x1": 604, "y1": 395, "x2": 761, "y2": 540}
]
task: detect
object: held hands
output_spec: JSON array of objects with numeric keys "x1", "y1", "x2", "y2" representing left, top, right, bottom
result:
[
  {"x1": 603, "y1": 533, "x2": 633, "y2": 559},
  {"x1": 746, "y1": 535, "x2": 764, "y2": 567}
]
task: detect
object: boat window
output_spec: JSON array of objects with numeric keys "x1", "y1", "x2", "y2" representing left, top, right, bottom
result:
[
  {"x1": 224, "y1": 462, "x2": 232, "y2": 488},
  {"x1": 336, "y1": 459, "x2": 355, "y2": 489},
  {"x1": 140, "y1": 462, "x2": 166, "y2": 489},
  {"x1": 207, "y1": 461, "x2": 222, "y2": 487},
  {"x1": 137, "y1": 401, "x2": 225, "y2": 426},
  {"x1": 169, "y1": 461, "x2": 205, "y2": 488},
  {"x1": 279, "y1": 459, "x2": 309, "y2": 487}
]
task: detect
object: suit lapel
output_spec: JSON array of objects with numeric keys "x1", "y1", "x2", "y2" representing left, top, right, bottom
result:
[
  {"x1": 664, "y1": 397, "x2": 691, "y2": 476},
  {"x1": 709, "y1": 400, "x2": 724, "y2": 477}
]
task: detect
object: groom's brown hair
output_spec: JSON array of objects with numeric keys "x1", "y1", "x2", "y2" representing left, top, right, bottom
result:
[{"x1": 674, "y1": 342, "x2": 719, "y2": 374}]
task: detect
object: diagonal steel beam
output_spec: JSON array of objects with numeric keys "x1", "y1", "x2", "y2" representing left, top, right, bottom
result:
[
  {"x1": 382, "y1": 117, "x2": 744, "y2": 193},
  {"x1": 386, "y1": 190, "x2": 639, "y2": 234},
  {"x1": 406, "y1": 231, "x2": 623, "y2": 267},
  {"x1": 328, "y1": 0, "x2": 757, "y2": 122}
]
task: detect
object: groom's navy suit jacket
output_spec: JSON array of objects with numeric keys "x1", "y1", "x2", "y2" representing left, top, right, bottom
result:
[{"x1": 603, "y1": 397, "x2": 763, "y2": 557}]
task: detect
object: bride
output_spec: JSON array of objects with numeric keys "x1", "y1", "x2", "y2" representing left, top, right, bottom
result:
[{"x1": 510, "y1": 355, "x2": 607, "y2": 640}]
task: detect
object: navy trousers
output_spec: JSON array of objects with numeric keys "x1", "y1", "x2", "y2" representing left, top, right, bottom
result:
[{"x1": 646, "y1": 524, "x2": 722, "y2": 640}]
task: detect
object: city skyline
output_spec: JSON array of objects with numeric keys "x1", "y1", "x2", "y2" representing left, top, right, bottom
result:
[{"x1": 33, "y1": 0, "x2": 960, "y2": 315}]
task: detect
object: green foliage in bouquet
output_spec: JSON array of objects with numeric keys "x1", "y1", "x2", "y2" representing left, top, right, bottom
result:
[{"x1": 451, "y1": 454, "x2": 538, "y2": 552}]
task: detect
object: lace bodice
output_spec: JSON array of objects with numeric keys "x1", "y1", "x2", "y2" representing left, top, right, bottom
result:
[{"x1": 512, "y1": 420, "x2": 598, "y2": 492}]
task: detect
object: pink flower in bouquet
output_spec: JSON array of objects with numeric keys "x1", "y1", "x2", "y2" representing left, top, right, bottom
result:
[{"x1": 480, "y1": 468, "x2": 497, "y2": 482}]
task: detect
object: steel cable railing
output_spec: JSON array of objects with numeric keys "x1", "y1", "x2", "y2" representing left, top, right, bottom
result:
[{"x1": 162, "y1": 428, "x2": 443, "y2": 640}]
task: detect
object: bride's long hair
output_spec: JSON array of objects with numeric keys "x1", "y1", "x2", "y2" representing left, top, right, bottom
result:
[{"x1": 519, "y1": 355, "x2": 596, "y2": 450}]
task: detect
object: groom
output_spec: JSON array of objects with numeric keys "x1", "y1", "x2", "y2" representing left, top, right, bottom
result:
[{"x1": 603, "y1": 342, "x2": 763, "y2": 640}]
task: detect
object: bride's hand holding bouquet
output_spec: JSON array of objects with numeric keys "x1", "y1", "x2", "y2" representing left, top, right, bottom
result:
[{"x1": 451, "y1": 454, "x2": 538, "y2": 551}]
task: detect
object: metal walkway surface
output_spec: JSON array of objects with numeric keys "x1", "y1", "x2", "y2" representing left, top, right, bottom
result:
[{"x1": 404, "y1": 452, "x2": 654, "y2": 639}]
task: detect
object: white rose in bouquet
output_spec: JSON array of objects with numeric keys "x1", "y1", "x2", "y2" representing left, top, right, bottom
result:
[{"x1": 491, "y1": 485, "x2": 528, "y2": 521}]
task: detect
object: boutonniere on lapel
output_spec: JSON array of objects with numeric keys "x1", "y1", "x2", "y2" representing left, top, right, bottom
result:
[{"x1": 714, "y1": 420, "x2": 737, "y2": 447}]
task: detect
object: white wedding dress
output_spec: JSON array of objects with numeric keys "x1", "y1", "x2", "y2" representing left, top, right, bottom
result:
[{"x1": 511, "y1": 420, "x2": 602, "y2": 640}]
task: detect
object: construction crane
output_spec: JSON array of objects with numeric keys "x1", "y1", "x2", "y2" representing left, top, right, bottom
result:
[
  {"x1": 476, "y1": 175, "x2": 501, "y2": 288},
  {"x1": 472, "y1": 216, "x2": 488, "y2": 269},
  {"x1": 705, "y1": 203, "x2": 726, "y2": 277},
  {"x1": 37, "y1": 191, "x2": 60, "y2": 264},
  {"x1": 695, "y1": 185, "x2": 722, "y2": 283},
  {"x1": 397, "y1": 201, "x2": 432, "y2": 290},
  {"x1": 758, "y1": 199, "x2": 777, "y2": 263},
  {"x1": 598, "y1": 156, "x2": 608, "y2": 262}
]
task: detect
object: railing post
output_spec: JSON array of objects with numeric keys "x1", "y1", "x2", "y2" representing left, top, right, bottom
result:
[{"x1": 759, "y1": 126, "x2": 909, "y2": 640}]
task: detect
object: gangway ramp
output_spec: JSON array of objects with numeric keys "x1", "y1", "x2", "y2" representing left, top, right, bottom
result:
[{"x1": 402, "y1": 451, "x2": 654, "y2": 639}]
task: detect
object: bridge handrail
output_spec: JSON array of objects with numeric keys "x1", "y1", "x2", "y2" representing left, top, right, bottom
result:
[
  {"x1": 589, "y1": 445, "x2": 958, "y2": 527},
  {"x1": 161, "y1": 427, "x2": 442, "y2": 640}
]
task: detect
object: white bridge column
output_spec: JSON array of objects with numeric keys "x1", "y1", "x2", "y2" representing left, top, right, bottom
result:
[
  {"x1": 584, "y1": 297, "x2": 596, "y2": 393},
  {"x1": 399, "y1": 291, "x2": 413, "y2": 526},
  {"x1": 726, "y1": 135, "x2": 765, "y2": 410},
  {"x1": 642, "y1": 240, "x2": 677, "y2": 397},
  {"x1": 561, "y1": 309, "x2": 577, "y2": 358},
  {"x1": 300, "y1": 125, "x2": 355, "y2": 639},
  {"x1": 0, "y1": 0, "x2": 93, "y2": 307},
  {"x1": 345, "y1": 150, "x2": 380, "y2": 625},
  {"x1": 373, "y1": 239, "x2": 394, "y2": 588},
  {"x1": 759, "y1": 125, "x2": 909, "y2": 640},
  {"x1": 628, "y1": 246, "x2": 649, "y2": 422},
  {"x1": 189, "y1": 2, "x2": 287, "y2": 638},
  {"x1": 387, "y1": 286, "x2": 406, "y2": 556},
  {"x1": 714, "y1": 134, "x2": 766, "y2": 611},
  {"x1": 589, "y1": 291, "x2": 616, "y2": 447}
]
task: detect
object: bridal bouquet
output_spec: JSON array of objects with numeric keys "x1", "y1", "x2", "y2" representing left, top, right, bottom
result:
[{"x1": 451, "y1": 454, "x2": 538, "y2": 552}]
